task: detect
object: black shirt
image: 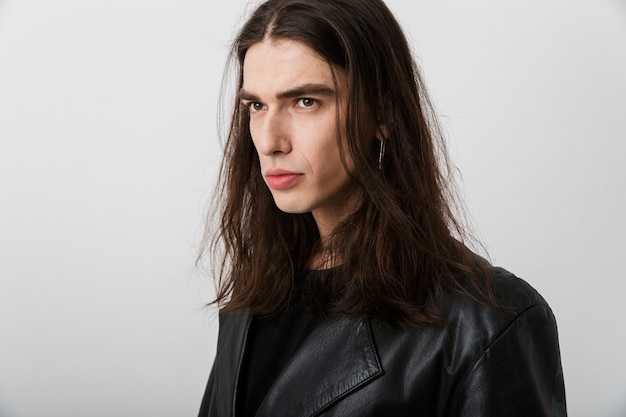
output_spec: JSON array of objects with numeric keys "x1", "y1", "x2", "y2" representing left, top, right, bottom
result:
[{"x1": 236, "y1": 271, "x2": 323, "y2": 417}]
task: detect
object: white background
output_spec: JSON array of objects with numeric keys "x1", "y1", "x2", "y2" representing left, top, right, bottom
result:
[{"x1": 1, "y1": 0, "x2": 624, "y2": 416}]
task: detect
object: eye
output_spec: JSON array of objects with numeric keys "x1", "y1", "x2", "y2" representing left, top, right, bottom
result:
[
  {"x1": 245, "y1": 101, "x2": 265, "y2": 112},
  {"x1": 297, "y1": 98, "x2": 317, "y2": 108}
]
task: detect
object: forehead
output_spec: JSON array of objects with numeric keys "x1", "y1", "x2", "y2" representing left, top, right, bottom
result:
[{"x1": 242, "y1": 39, "x2": 339, "y2": 93}]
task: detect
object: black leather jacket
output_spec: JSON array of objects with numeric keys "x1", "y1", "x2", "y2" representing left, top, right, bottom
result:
[{"x1": 199, "y1": 268, "x2": 566, "y2": 416}]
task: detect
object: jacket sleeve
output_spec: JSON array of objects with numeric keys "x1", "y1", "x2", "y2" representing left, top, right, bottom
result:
[
  {"x1": 450, "y1": 304, "x2": 567, "y2": 417},
  {"x1": 197, "y1": 362, "x2": 217, "y2": 417}
]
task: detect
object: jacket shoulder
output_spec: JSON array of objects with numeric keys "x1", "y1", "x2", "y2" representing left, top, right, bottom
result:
[
  {"x1": 442, "y1": 267, "x2": 550, "y2": 331},
  {"x1": 442, "y1": 268, "x2": 566, "y2": 415},
  {"x1": 443, "y1": 266, "x2": 552, "y2": 341}
]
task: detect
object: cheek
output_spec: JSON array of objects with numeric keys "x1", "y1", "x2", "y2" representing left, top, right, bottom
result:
[
  {"x1": 308, "y1": 137, "x2": 342, "y2": 172},
  {"x1": 248, "y1": 121, "x2": 260, "y2": 151},
  {"x1": 314, "y1": 146, "x2": 352, "y2": 185}
]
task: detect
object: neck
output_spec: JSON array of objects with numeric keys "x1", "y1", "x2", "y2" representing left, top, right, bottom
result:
[
  {"x1": 307, "y1": 245, "x2": 339, "y2": 270},
  {"x1": 309, "y1": 215, "x2": 345, "y2": 270},
  {"x1": 309, "y1": 189, "x2": 361, "y2": 269}
]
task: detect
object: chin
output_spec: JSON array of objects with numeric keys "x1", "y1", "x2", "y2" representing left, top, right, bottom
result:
[
  {"x1": 274, "y1": 204, "x2": 310, "y2": 215},
  {"x1": 272, "y1": 198, "x2": 310, "y2": 215}
]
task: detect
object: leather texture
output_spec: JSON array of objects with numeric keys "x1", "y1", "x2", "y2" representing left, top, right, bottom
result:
[{"x1": 198, "y1": 267, "x2": 566, "y2": 416}]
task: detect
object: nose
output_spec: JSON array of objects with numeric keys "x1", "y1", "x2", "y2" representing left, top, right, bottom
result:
[{"x1": 250, "y1": 108, "x2": 291, "y2": 156}]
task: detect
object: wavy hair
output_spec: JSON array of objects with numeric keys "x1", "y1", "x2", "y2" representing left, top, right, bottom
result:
[{"x1": 202, "y1": 0, "x2": 496, "y2": 326}]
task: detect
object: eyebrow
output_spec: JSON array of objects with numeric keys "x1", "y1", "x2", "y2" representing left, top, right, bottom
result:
[{"x1": 238, "y1": 83, "x2": 336, "y2": 102}]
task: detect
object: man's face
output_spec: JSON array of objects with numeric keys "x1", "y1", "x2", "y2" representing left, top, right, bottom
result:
[{"x1": 241, "y1": 39, "x2": 361, "y2": 235}]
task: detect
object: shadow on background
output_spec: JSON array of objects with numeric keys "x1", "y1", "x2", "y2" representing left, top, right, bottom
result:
[
  {"x1": 618, "y1": 0, "x2": 626, "y2": 18},
  {"x1": 0, "y1": 395, "x2": 19, "y2": 417},
  {"x1": 611, "y1": 400, "x2": 626, "y2": 417}
]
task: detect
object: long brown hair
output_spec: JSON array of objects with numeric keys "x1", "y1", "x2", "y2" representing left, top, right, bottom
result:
[{"x1": 202, "y1": 0, "x2": 496, "y2": 326}]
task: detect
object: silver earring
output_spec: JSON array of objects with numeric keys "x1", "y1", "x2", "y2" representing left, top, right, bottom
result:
[{"x1": 378, "y1": 140, "x2": 386, "y2": 170}]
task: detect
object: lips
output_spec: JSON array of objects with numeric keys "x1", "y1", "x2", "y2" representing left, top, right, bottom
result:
[{"x1": 264, "y1": 169, "x2": 303, "y2": 190}]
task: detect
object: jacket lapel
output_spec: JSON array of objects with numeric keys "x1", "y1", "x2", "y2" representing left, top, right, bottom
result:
[{"x1": 255, "y1": 317, "x2": 383, "y2": 417}]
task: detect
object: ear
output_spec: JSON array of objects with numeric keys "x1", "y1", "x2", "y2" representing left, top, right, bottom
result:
[
  {"x1": 376, "y1": 118, "x2": 389, "y2": 140},
  {"x1": 375, "y1": 105, "x2": 392, "y2": 141},
  {"x1": 375, "y1": 123, "x2": 390, "y2": 141}
]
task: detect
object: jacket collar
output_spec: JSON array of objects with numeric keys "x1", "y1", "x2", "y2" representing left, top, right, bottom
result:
[{"x1": 218, "y1": 312, "x2": 384, "y2": 417}]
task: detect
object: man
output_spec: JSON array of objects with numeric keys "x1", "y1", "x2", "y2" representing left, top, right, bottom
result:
[{"x1": 199, "y1": 0, "x2": 566, "y2": 415}]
